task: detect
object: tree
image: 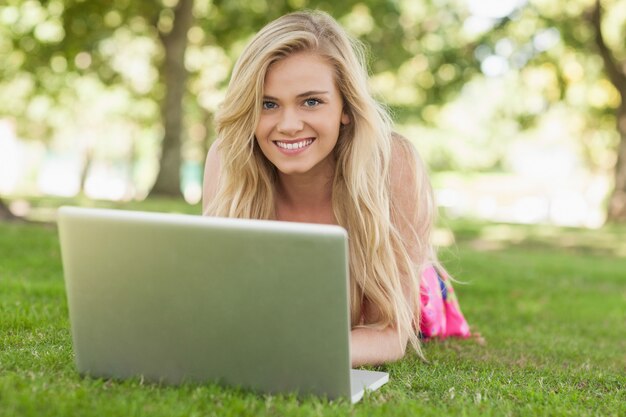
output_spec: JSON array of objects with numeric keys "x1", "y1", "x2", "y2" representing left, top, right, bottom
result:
[
  {"x1": 440, "y1": 0, "x2": 626, "y2": 222},
  {"x1": 590, "y1": 0, "x2": 626, "y2": 221},
  {"x1": 0, "y1": 0, "x2": 162, "y2": 204},
  {"x1": 148, "y1": 0, "x2": 194, "y2": 197},
  {"x1": 3, "y1": 0, "x2": 625, "y2": 223},
  {"x1": 1, "y1": 0, "x2": 479, "y2": 205}
]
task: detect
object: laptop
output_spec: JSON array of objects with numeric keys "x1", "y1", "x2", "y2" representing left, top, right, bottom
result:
[{"x1": 57, "y1": 206, "x2": 388, "y2": 403}]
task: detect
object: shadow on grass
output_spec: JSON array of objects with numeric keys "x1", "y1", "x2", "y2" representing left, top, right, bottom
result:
[
  {"x1": 1, "y1": 195, "x2": 202, "y2": 225},
  {"x1": 440, "y1": 217, "x2": 626, "y2": 258}
]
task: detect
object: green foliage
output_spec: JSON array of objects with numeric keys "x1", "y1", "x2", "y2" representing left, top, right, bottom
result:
[
  {"x1": 468, "y1": 0, "x2": 626, "y2": 171},
  {"x1": 0, "y1": 0, "x2": 483, "y2": 137},
  {"x1": 2, "y1": 0, "x2": 626, "y2": 187},
  {"x1": 1, "y1": 201, "x2": 625, "y2": 416}
]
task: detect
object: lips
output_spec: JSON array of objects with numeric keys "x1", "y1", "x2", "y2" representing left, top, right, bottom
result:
[{"x1": 273, "y1": 138, "x2": 315, "y2": 151}]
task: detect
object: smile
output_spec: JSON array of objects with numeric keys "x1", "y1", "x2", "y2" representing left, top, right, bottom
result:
[{"x1": 273, "y1": 138, "x2": 314, "y2": 150}]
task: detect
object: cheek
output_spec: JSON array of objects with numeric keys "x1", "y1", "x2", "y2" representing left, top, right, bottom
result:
[
  {"x1": 311, "y1": 111, "x2": 340, "y2": 130},
  {"x1": 320, "y1": 117, "x2": 342, "y2": 137},
  {"x1": 254, "y1": 117, "x2": 271, "y2": 139}
]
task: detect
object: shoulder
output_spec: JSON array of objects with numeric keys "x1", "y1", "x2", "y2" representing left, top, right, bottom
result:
[
  {"x1": 388, "y1": 132, "x2": 434, "y2": 234},
  {"x1": 205, "y1": 139, "x2": 222, "y2": 168},
  {"x1": 202, "y1": 139, "x2": 223, "y2": 215},
  {"x1": 389, "y1": 132, "x2": 421, "y2": 195}
]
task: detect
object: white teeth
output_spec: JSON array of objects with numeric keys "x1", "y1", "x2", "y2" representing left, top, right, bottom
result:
[{"x1": 275, "y1": 139, "x2": 313, "y2": 150}]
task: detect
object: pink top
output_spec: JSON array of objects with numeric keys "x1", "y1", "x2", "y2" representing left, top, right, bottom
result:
[{"x1": 419, "y1": 266, "x2": 471, "y2": 339}]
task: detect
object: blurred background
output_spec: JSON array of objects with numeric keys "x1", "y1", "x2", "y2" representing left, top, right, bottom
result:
[{"x1": 1, "y1": 0, "x2": 626, "y2": 229}]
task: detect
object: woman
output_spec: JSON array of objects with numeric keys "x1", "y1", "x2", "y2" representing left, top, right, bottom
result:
[{"x1": 203, "y1": 10, "x2": 471, "y2": 366}]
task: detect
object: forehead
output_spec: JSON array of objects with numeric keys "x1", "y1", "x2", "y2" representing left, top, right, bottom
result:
[{"x1": 263, "y1": 52, "x2": 338, "y2": 94}]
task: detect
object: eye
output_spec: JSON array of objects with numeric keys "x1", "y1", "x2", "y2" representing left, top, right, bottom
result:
[
  {"x1": 262, "y1": 101, "x2": 278, "y2": 110},
  {"x1": 303, "y1": 98, "x2": 322, "y2": 107}
]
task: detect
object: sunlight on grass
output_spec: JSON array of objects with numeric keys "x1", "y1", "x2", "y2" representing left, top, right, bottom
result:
[{"x1": 1, "y1": 199, "x2": 625, "y2": 416}]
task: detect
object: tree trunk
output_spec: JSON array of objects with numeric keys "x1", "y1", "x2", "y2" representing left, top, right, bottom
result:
[
  {"x1": 590, "y1": 0, "x2": 626, "y2": 222},
  {"x1": 123, "y1": 130, "x2": 139, "y2": 201},
  {"x1": 79, "y1": 145, "x2": 94, "y2": 195},
  {"x1": 607, "y1": 104, "x2": 626, "y2": 221},
  {"x1": 148, "y1": 0, "x2": 194, "y2": 198},
  {"x1": 202, "y1": 108, "x2": 214, "y2": 163}
]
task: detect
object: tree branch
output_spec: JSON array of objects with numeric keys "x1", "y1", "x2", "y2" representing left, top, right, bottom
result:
[{"x1": 589, "y1": 0, "x2": 626, "y2": 93}]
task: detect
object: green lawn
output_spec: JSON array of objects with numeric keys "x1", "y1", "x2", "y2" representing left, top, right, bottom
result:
[{"x1": 1, "y1": 199, "x2": 624, "y2": 416}]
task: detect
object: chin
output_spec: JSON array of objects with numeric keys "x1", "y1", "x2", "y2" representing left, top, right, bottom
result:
[
  {"x1": 275, "y1": 165, "x2": 312, "y2": 176},
  {"x1": 268, "y1": 153, "x2": 333, "y2": 178}
]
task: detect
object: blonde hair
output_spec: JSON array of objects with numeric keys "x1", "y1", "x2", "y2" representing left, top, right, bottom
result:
[{"x1": 206, "y1": 10, "x2": 437, "y2": 357}]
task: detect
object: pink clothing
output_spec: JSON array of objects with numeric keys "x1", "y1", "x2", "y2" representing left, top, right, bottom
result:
[{"x1": 419, "y1": 266, "x2": 471, "y2": 339}]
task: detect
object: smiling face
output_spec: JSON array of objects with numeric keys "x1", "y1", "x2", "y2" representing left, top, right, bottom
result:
[{"x1": 254, "y1": 51, "x2": 350, "y2": 179}]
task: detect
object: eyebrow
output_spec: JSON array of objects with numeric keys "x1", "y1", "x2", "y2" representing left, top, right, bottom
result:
[{"x1": 263, "y1": 90, "x2": 330, "y2": 100}]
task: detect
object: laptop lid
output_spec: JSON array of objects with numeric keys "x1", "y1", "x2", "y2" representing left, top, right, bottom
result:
[{"x1": 58, "y1": 206, "x2": 362, "y2": 400}]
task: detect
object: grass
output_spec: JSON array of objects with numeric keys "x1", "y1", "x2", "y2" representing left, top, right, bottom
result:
[{"x1": 1, "y1": 198, "x2": 625, "y2": 416}]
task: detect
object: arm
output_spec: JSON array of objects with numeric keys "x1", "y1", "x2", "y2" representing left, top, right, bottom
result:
[
  {"x1": 350, "y1": 325, "x2": 407, "y2": 367},
  {"x1": 202, "y1": 140, "x2": 222, "y2": 215},
  {"x1": 350, "y1": 134, "x2": 427, "y2": 367}
]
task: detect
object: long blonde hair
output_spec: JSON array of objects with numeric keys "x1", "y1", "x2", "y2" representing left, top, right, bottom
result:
[{"x1": 206, "y1": 10, "x2": 437, "y2": 356}]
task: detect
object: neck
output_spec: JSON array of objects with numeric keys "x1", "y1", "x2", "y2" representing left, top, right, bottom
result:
[
  {"x1": 278, "y1": 171, "x2": 333, "y2": 205},
  {"x1": 274, "y1": 168, "x2": 336, "y2": 224}
]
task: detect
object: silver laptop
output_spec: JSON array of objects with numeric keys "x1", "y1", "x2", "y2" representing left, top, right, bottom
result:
[{"x1": 57, "y1": 206, "x2": 388, "y2": 402}]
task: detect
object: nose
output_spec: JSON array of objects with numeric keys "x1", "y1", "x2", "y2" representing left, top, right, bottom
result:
[{"x1": 276, "y1": 107, "x2": 303, "y2": 136}]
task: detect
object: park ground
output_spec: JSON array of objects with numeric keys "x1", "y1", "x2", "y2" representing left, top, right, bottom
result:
[{"x1": 1, "y1": 197, "x2": 624, "y2": 417}]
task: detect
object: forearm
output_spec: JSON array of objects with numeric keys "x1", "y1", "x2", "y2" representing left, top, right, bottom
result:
[{"x1": 350, "y1": 326, "x2": 408, "y2": 367}]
